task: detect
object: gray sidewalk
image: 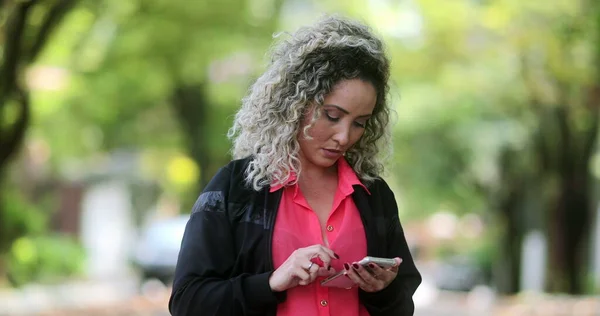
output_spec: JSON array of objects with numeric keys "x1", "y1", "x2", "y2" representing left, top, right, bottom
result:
[
  {"x1": 0, "y1": 278, "x2": 141, "y2": 316},
  {"x1": 0, "y1": 277, "x2": 598, "y2": 316}
]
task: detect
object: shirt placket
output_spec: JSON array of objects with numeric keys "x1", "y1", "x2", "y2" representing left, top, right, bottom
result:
[
  {"x1": 318, "y1": 201, "x2": 342, "y2": 315},
  {"x1": 316, "y1": 282, "x2": 330, "y2": 316}
]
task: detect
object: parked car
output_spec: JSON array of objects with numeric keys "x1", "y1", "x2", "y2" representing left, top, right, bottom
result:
[
  {"x1": 433, "y1": 256, "x2": 487, "y2": 292},
  {"x1": 132, "y1": 215, "x2": 189, "y2": 285}
]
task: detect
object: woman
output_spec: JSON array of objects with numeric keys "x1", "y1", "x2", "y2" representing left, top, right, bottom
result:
[{"x1": 169, "y1": 15, "x2": 421, "y2": 316}]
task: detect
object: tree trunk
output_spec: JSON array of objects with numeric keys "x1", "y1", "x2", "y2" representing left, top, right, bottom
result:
[
  {"x1": 547, "y1": 161, "x2": 592, "y2": 293},
  {"x1": 0, "y1": 2, "x2": 33, "y2": 176},
  {"x1": 0, "y1": 0, "x2": 76, "y2": 177},
  {"x1": 0, "y1": 1, "x2": 78, "y2": 275},
  {"x1": 543, "y1": 93, "x2": 597, "y2": 294},
  {"x1": 495, "y1": 195, "x2": 523, "y2": 294},
  {"x1": 171, "y1": 83, "x2": 211, "y2": 192},
  {"x1": 493, "y1": 149, "x2": 526, "y2": 294}
]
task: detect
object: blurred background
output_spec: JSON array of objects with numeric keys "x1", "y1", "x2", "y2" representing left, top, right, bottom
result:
[{"x1": 1, "y1": 0, "x2": 600, "y2": 315}]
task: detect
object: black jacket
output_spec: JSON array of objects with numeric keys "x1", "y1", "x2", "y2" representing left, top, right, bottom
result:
[{"x1": 169, "y1": 157, "x2": 422, "y2": 316}]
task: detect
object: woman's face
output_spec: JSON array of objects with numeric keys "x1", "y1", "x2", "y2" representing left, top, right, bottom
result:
[{"x1": 298, "y1": 78, "x2": 377, "y2": 172}]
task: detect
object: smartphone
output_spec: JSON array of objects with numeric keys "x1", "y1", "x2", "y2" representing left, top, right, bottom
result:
[
  {"x1": 320, "y1": 256, "x2": 398, "y2": 288},
  {"x1": 357, "y1": 256, "x2": 397, "y2": 269},
  {"x1": 319, "y1": 270, "x2": 355, "y2": 289}
]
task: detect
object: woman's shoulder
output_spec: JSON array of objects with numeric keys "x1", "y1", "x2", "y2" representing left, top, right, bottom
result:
[
  {"x1": 201, "y1": 157, "x2": 252, "y2": 192},
  {"x1": 220, "y1": 156, "x2": 252, "y2": 174},
  {"x1": 194, "y1": 157, "x2": 256, "y2": 214},
  {"x1": 365, "y1": 176, "x2": 392, "y2": 193}
]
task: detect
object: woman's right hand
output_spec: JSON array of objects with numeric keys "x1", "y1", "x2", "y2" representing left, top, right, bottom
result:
[{"x1": 269, "y1": 244, "x2": 339, "y2": 292}]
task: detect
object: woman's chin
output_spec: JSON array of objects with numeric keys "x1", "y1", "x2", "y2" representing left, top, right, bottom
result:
[{"x1": 313, "y1": 156, "x2": 339, "y2": 170}]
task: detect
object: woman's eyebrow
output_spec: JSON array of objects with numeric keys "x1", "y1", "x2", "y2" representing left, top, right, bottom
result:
[{"x1": 324, "y1": 104, "x2": 372, "y2": 118}]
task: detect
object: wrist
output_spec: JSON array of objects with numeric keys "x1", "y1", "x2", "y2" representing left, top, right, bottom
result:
[{"x1": 268, "y1": 271, "x2": 284, "y2": 292}]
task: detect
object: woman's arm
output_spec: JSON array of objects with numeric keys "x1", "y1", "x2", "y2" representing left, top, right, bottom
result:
[
  {"x1": 168, "y1": 167, "x2": 282, "y2": 316},
  {"x1": 361, "y1": 182, "x2": 422, "y2": 316}
]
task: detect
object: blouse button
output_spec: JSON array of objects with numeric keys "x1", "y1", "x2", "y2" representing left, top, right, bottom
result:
[
  {"x1": 320, "y1": 299, "x2": 328, "y2": 307},
  {"x1": 326, "y1": 225, "x2": 334, "y2": 232}
]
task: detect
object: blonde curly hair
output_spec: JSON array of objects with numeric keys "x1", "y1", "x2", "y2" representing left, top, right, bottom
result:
[{"x1": 227, "y1": 15, "x2": 392, "y2": 191}]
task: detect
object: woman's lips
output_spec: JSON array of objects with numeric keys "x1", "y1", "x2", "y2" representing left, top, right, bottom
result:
[{"x1": 322, "y1": 148, "x2": 342, "y2": 159}]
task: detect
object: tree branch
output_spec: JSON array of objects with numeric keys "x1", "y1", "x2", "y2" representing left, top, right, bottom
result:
[
  {"x1": 0, "y1": 1, "x2": 34, "y2": 100},
  {"x1": 0, "y1": 0, "x2": 77, "y2": 171},
  {"x1": 27, "y1": 0, "x2": 77, "y2": 63},
  {"x1": 0, "y1": 1, "x2": 34, "y2": 162},
  {"x1": 0, "y1": 88, "x2": 30, "y2": 168}
]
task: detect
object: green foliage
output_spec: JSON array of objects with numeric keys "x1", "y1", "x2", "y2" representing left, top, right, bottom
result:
[
  {"x1": 319, "y1": 0, "x2": 598, "y2": 217},
  {"x1": 28, "y1": 0, "x2": 283, "y2": 194},
  {"x1": 1, "y1": 0, "x2": 597, "y2": 293},
  {"x1": 0, "y1": 190, "x2": 84, "y2": 287},
  {"x1": 3, "y1": 0, "x2": 283, "y2": 286},
  {"x1": 0, "y1": 191, "x2": 46, "y2": 253},
  {"x1": 6, "y1": 234, "x2": 85, "y2": 287},
  {"x1": 314, "y1": 0, "x2": 600, "y2": 294},
  {"x1": 464, "y1": 231, "x2": 498, "y2": 276}
]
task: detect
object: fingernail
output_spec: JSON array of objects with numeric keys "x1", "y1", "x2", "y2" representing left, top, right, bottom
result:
[
  {"x1": 369, "y1": 263, "x2": 376, "y2": 269},
  {"x1": 334, "y1": 253, "x2": 340, "y2": 259},
  {"x1": 327, "y1": 265, "x2": 331, "y2": 271},
  {"x1": 352, "y1": 263, "x2": 360, "y2": 270},
  {"x1": 344, "y1": 263, "x2": 350, "y2": 270},
  {"x1": 344, "y1": 274, "x2": 351, "y2": 279}
]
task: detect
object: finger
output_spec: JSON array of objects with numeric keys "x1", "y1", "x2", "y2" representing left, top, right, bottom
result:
[
  {"x1": 367, "y1": 261, "x2": 399, "y2": 282},
  {"x1": 366, "y1": 262, "x2": 395, "y2": 280},
  {"x1": 366, "y1": 261, "x2": 400, "y2": 289},
  {"x1": 295, "y1": 267, "x2": 312, "y2": 286},
  {"x1": 394, "y1": 257, "x2": 403, "y2": 266},
  {"x1": 318, "y1": 245, "x2": 339, "y2": 260},
  {"x1": 296, "y1": 260, "x2": 320, "y2": 285},
  {"x1": 353, "y1": 262, "x2": 384, "y2": 288},
  {"x1": 308, "y1": 260, "x2": 320, "y2": 278},
  {"x1": 302, "y1": 260, "x2": 317, "y2": 271},
  {"x1": 388, "y1": 257, "x2": 403, "y2": 273},
  {"x1": 309, "y1": 249, "x2": 334, "y2": 269},
  {"x1": 308, "y1": 245, "x2": 338, "y2": 264},
  {"x1": 344, "y1": 263, "x2": 367, "y2": 289},
  {"x1": 365, "y1": 262, "x2": 385, "y2": 277},
  {"x1": 371, "y1": 267, "x2": 397, "y2": 283}
]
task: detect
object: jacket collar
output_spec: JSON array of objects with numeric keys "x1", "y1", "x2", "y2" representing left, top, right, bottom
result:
[{"x1": 268, "y1": 158, "x2": 370, "y2": 195}]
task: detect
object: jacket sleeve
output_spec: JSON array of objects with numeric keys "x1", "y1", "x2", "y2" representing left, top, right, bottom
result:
[
  {"x1": 361, "y1": 181, "x2": 422, "y2": 316},
  {"x1": 168, "y1": 166, "x2": 282, "y2": 316}
]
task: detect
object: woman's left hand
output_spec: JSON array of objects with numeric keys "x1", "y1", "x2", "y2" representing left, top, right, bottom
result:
[{"x1": 344, "y1": 257, "x2": 402, "y2": 292}]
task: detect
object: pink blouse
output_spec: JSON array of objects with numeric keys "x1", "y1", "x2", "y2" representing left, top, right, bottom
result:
[{"x1": 270, "y1": 158, "x2": 371, "y2": 316}]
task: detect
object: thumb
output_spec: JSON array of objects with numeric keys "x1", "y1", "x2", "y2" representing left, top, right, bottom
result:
[
  {"x1": 394, "y1": 257, "x2": 403, "y2": 267},
  {"x1": 389, "y1": 257, "x2": 403, "y2": 272}
]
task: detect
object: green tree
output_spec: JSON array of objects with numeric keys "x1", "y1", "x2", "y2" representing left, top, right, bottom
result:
[
  {"x1": 1, "y1": 0, "x2": 285, "y2": 283},
  {"x1": 0, "y1": 0, "x2": 78, "y2": 281},
  {"x1": 321, "y1": 0, "x2": 600, "y2": 294},
  {"x1": 57, "y1": 0, "x2": 284, "y2": 193},
  {"x1": 0, "y1": 0, "x2": 77, "y2": 179}
]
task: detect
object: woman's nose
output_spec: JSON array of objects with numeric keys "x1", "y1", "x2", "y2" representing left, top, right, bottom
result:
[{"x1": 332, "y1": 127, "x2": 350, "y2": 146}]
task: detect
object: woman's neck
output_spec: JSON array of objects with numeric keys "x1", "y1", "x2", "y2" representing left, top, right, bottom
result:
[{"x1": 299, "y1": 161, "x2": 338, "y2": 184}]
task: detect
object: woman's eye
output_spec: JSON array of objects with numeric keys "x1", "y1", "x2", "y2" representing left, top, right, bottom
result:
[
  {"x1": 325, "y1": 111, "x2": 340, "y2": 122},
  {"x1": 354, "y1": 121, "x2": 366, "y2": 128}
]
